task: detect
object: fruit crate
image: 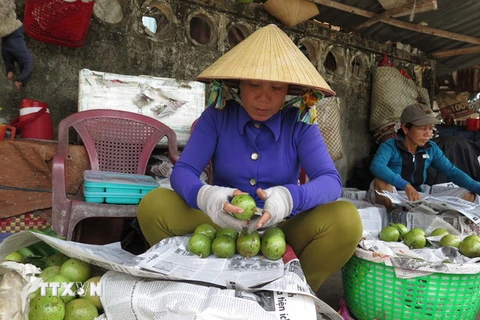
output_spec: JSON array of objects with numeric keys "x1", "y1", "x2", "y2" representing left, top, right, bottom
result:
[
  {"x1": 342, "y1": 250, "x2": 480, "y2": 320},
  {"x1": 83, "y1": 170, "x2": 158, "y2": 204}
]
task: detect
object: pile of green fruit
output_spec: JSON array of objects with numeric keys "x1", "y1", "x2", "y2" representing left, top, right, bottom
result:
[
  {"x1": 379, "y1": 223, "x2": 480, "y2": 258},
  {"x1": 3, "y1": 229, "x2": 104, "y2": 320},
  {"x1": 188, "y1": 223, "x2": 287, "y2": 260},
  {"x1": 28, "y1": 254, "x2": 103, "y2": 320},
  {"x1": 5, "y1": 228, "x2": 64, "y2": 269},
  {"x1": 379, "y1": 223, "x2": 427, "y2": 249}
]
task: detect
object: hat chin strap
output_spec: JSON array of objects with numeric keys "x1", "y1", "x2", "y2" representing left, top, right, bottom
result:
[
  {"x1": 282, "y1": 89, "x2": 323, "y2": 124},
  {"x1": 207, "y1": 80, "x2": 242, "y2": 110},
  {"x1": 208, "y1": 80, "x2": 322, "y2": 125}
]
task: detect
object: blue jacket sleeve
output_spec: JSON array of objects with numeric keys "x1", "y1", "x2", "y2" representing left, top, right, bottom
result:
[
  {"x1": 284, "y1": 124, "x2": 342, "y2": 215},
  {"x1": 429, "y1": 141, "x2": 480, "y2": 194},
  {"x1": 170, "y1": 107, "x2": 218, "y2": 209},
  {"x1": 370, "y1": 140, "x2": 410, "y2": 190}
]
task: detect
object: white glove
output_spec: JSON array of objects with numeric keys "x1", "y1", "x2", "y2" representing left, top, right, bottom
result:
[
  {"x1": 197, "y1": 185, "x2": 248, "y2": 231},
  {"x1": 247, "y1": 186, "x2": 293, "y2": 232}
]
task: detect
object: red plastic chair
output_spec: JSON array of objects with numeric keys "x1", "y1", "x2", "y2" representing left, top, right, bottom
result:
[{"x1": 52, "y1": 109, "x2": 179, "y2": 240}]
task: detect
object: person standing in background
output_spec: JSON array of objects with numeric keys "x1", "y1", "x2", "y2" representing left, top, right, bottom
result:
[{"x1": 0, "y1": 0, "x2": 33, "y2": 90}]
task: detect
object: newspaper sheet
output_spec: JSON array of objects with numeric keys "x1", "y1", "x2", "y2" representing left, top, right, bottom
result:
[
  {"x1": 377, "y1": 190, "x2": 480, "y2": 224},
  {"x1": 354, "y1": 245, "x2": 480, "y2": 279},
  {"x1": 99, "y1": 267, "x2": 333, "y2": 320},
  {"x1": 340, "y1": 188, "x2": 367, "y2": 201},
  {"x1": 405, "y1": 210, "x2": 478, "y2": 234},
  {"x1": 337, "y1": 198, "x2": 388, "y2": 233},
  {"x1": 0, "y1": 232, "x2": 342, "y2": 320}
]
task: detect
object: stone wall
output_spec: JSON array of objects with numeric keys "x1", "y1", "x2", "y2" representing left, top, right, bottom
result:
[{"x1": 0, "y1": 0, "x2": 435, "y2": 185}]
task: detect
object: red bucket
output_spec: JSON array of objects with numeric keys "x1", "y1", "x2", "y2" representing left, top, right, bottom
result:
[{"x1": 10, "y1": 99, "x2": 54, "y2": 140}]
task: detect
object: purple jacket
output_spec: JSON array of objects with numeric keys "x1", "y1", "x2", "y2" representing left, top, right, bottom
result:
[{"x1": 170, "y1": 100, "x2": 341, "y2": 216}]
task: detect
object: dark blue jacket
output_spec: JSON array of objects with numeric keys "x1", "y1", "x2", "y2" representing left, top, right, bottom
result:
[
  {"x1": 370, "y1": 137, "x2": 480, "y2": 194},
  {"x1": 2, "y1": 26, "x2": 33, "y2": 83}
]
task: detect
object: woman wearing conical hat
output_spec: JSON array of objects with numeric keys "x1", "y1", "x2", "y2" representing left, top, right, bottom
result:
[{"x1": 138, "y1": 24, "x2": 362, "y2": 292}]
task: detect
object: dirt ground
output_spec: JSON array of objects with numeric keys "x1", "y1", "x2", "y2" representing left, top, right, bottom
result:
[{"x1": 316, "y1": 270, "x2": 343, "y2": 312}]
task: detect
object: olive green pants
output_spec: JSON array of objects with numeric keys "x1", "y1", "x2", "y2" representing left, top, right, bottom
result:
[{"x1": 137, "y1": 188, "x2": 363, "y2": 292}]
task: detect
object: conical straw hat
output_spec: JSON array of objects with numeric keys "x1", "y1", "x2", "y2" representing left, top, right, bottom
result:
[
  {"x1": 196, "y1": 24, "x2": 335, "y2": 97},
  {"x1": 264, "y1": 0, "x2": 320, "y2": 27}
]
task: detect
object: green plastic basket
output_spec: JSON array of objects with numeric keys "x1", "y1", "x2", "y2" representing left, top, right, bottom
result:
[{"x1": 342, "y1": 255, "x2": 480, "y2": 320}]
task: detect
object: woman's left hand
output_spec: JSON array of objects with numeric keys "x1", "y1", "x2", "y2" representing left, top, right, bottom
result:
[{"x1": 248, "y1": 187, "x2": 293, "y2": 231}]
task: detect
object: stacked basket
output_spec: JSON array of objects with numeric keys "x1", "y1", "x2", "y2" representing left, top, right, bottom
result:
[
  {"x1": 24, "y1": 0, "x2": 95, "y2": 48},
  {"x1": 342, "y1": 250, "x2": 480, "y2": 320}
]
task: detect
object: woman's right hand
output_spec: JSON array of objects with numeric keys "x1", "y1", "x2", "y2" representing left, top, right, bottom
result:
[{"x1": 405, "y1": 184, "x2": 422, "y2": 202}]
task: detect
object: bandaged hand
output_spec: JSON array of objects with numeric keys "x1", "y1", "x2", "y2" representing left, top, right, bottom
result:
[
  {"x1": 248, "y1": 187, "x2": 293, "y2": 232},
  {"x1": 197, "y1": 185, "x2": 248, "y2": 231}
]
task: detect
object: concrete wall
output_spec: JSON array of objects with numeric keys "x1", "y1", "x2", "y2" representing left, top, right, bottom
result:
[{"x1": 0, "y1": 0, "x2": 435, "y2": 185}]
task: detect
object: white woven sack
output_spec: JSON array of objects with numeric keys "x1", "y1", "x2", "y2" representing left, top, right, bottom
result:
[
  {"x1": 370, "y1": 66, "x2": 430, "y2": 132},
  {"x1": 316, "y1": 97, "x2": 343, "y2": 161}
]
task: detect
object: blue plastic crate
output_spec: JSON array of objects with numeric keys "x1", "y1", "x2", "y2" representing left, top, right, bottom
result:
[{"x1": 83, "y1": 170, "x2": 158, "y2": 204}]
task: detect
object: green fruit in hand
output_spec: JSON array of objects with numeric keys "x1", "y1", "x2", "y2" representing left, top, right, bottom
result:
[
  {"x1": 216, "y1": 227, "x2": 239, "y2": 241},
  {"x1": 84, "y1": 276, "x2": 103, "y2": 311},
  {"x1": 236, "y1": 231, "x2": 261, "y2": 258},
  {"x1": 5, "y1": 251, "x2": 24, "y2": 262},
  {"x1": 403, "y1": 230, "x2": 426, "y2": 249},
  {"x1": 379, "y1": 226, "x2": 400, "y2": 242},
  {"x1": 194, "y1": 223, "x2": 217, "y2": 241},
  {"x1": 64, "y1": 298, "x2": 99, "y2": 320},
  {"x1": 439, "y1": 234, "x2": 461, "y2": 248},
  {"x1": 212, "y1": 235, "x2": 236, "y2": 258},
  {"x1": 46, "y1": 253, "x2": 70, "y2": 268},
  {"x1": 231, "y1": 194, "x2": 257, "y2": 220},
  {"x1": 60, "y1": 258, "x2": 92, "y2": 283},
  {"x1": 188, "y1": 234, "x2": 212, "y2": 258},
  {"x1": 262, "y1": 227, "x2": 285, "y2": 240},
  {"x1": 45, "y1": 274, "x2": 77, "y2": 304},
  {"x1": 430, "y1": 228, "x2": 449, "y2": 237},
  {"x1": 389, "y1": 223, "x2": 408, "y2": 238},
  {"x1": 29, "y1": 295, "x2": 65, "y2": 320},
  {"x1": 261, "y1": 235, "x2": 286, "y2": 260},
  {"x1": 459, "y1": 235, "x2": 480, "y2": 258},
  {"x1": 39, "y1": 265, "x2": 61, "y2": 281}
]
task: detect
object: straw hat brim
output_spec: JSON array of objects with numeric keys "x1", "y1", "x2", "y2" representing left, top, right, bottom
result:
[{"x1": 196, "y1": 24, "x2": 335, "y2": 97}]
